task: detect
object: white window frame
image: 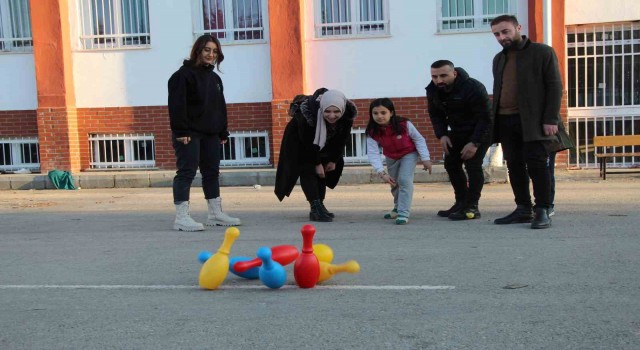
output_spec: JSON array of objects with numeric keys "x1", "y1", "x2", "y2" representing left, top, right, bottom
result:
[
  {"x1": 220, "y1": 130, "x2": 271, "y2": 167},
  {"x1": 314, "y1": 0, "x2": 390, "y2": 39},
  {"x1": 77, "y1": 0, "x2": 151, "y2": 50},
  {"x1": 0, "y1": 137, "x2": 40, "y2": 172},
  {"x1": 436, "y1": 0, "x2": 517, "y2": 34},
  {"x1": 193, "y1": 0, "x2": 268, "y2": 44},
  {"x1": 0, "y1": 0, "x2": 32, "y2": 53},
  {"x1": 89, "y1": 133, "x2": 155, "y2": 169}
]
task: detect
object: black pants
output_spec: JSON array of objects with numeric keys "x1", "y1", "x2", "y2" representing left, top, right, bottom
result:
[
  {"x1": 172, "y1": 134, "x2": 221, "y2": 203},
  {"x1": 299, "y1": 158, "x2": 339, "y2": 202},
  {"x1": 444, "y1": 133, "x2": 489, "y2": 206},
  {"x1": 548, "y1": 151, "x2": 556, "y2": 206},
  {"x1": 498, "y1": 115, "x2": 552, "y2": 208}
]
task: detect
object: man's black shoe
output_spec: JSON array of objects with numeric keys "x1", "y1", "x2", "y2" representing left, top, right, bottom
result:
[
  {"x1": 531, "y1": 207, "x2": 551, "y2": 229},
  {"x1": 494, "y1": 205, "x2": 533, "y2": 224},
  {"x1": 437, "y1": 202, "x2": 463, "y2": 217},
  {"x1": 449, "y1": 205, "x2": 481, "y2": 221}
]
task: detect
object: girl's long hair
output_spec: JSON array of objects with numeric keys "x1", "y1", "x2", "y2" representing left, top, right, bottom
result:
[
  {"x1": 189, "y1": 34, "x2": 224, "y2": 70},
  {"x1": 366, "y1": 98, "x2": 407, "y2": 137}
]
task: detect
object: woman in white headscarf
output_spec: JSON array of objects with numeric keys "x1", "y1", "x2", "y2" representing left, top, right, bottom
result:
[{"x1": 275, "y1": 88, "x2": 357, "y2": 222}]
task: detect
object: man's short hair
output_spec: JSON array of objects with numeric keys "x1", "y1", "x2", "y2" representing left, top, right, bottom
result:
[
  {"x1": 490, "y1": 15, "x2": 519, "y2": 27},
  {"x1": 431, "y1": 60, "x2": 454, "y2": 69}
]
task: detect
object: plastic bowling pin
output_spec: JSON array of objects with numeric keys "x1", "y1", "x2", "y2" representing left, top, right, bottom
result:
[
  {"x1": 318, "y1": 260, "x2": 361, "y2": 283},
  {"x1": 229, "y1": 256, "x2": 259, "y2": 279},
  {"x1": 257, "y1": 247, "x2": 287, "y2": 289},
  {"x1": 198, "y1": 251, "x2": 259, "y2": 279},
  {"x1": 198, "y1": 227, "x2": 240, "y2": 290},
  {"x1": 233, "y1": 245, "x2": 299, "y2": 273},
  {"x1": 294, "y1": 224, "x2": 320, "y2": 288},
  {"x1": 313, "y1": 243, "x2": 334, "y2": 263},
  {"x1": 197, "y1": 250, "x2": 213, "y2": 263}
]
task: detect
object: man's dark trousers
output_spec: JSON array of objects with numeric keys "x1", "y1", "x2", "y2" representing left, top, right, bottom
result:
[
  {"x1": 497, "y1": 114, "x2": 552, "y2": 208},
  {"x1": 444, "y1": 132, "x2": 489, "y2": 206}
]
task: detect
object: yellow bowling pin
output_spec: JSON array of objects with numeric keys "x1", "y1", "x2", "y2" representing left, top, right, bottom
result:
[
  {"x1": 198, "y1": 227, "x2": 240, "y2": 290},
  {"x1": 318, "y1": 260, "x2": 360, "y2": 283},
  {"x1": 313, "y1": 243, "x2": 334, "y2": 263}
]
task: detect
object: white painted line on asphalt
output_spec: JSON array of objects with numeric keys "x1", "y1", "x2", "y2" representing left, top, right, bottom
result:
[{"x1": 0, "y1": 284, "x2": 455, "y2": 290}]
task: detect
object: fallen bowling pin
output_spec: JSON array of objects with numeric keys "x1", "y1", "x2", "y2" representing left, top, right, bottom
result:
[
  {"x1": 198, "y1": 227, "x2": 240, "y2": 290},
  {"x1": 198, "y1": 251, "x2": 259, "y2": 280},
  {"x1": 233, "y1": 245, "x2": 299, "y2": 273},
  {"x1": 318, "y1": 260, "x2": 361, "y2": 283},
  {"x1": 257, "y1": 247, "x2": 287, "y2": 289},
  {"x1": 313, "y1": 243, "x2": 334, "y2": 263},
  {"x1": 294, "y1": 224, "x2": 320, "y2": 289},
  {"x1": 229, "y1": 256, "x2": 259, "y2": 279}
]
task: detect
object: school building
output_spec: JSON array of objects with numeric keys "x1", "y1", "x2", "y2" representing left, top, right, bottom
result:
[{"x1": 0, "y1": 0, "x2": 638, "y2": 174}]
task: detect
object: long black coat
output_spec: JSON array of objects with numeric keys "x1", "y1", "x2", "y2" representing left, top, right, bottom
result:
[
  {"x1": 274, "y1": 88, "x2": 357, "y2": 201},
  {"x1": 492, "y1": 36, "x2": 562, "y2": 143}
]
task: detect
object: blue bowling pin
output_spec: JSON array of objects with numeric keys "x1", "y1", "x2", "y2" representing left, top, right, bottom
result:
[
  {"x1": 257, "y1": 247, "x2": 287, "y2": 289},
  {"x1": 198, "y1": 250, "x2": 259, "y2": 279}
]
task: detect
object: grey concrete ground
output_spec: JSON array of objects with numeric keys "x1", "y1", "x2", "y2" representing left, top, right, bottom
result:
[{"x1": 1, "y1": 172, "x2": 640, "y2": 349}]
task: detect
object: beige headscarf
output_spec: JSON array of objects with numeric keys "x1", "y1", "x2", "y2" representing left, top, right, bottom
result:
[{"x1": 313, "y1": 90, "x2": 347, "y2": 150}]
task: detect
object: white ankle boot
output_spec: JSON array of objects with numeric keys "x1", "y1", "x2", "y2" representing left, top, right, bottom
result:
[
  {"x1": 206, "y1": 197, "x2": 242, "y2": 226},
  {"x1": 174, "y1": 201, "x2": 204, "y2": 231}
]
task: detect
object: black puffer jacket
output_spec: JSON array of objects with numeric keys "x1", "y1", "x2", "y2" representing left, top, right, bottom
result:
[
  {"x1": 167, "y1": 60, "x2": 229, "y2": 140},
  {"x1": 426, "y1": 67, "x2": 492, "y2": 144},
  {"x1": 274, "y1": 88, "x2": 357, "y2": 201}
]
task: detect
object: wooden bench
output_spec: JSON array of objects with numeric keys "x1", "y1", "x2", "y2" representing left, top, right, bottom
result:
[{"x1": 593, "y1": 135, "x2": 640, "y2": 179}]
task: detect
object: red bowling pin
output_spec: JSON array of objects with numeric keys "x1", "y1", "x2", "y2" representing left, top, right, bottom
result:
[
  {"x1": 294, "y1": 224, "x2": 320, "y2": 288},
  {"x1": 233, "y1": 245, "x2": 299, "y2": 273}
]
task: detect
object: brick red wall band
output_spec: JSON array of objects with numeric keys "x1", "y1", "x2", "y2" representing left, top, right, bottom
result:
[{"x1": 1, "y1": 96, "x2": 569, "y2": 171}]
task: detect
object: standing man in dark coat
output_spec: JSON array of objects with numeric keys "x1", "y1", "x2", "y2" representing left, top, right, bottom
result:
[
  {"x1": 490, "y1": 15, "x2": 563, "y2": 229},
  {"x1": 426, "y1": 60, "x2": 492, "y2": 220},
  {"x1": 274, "y1": 88, "x2": 357, "y2": 222}
]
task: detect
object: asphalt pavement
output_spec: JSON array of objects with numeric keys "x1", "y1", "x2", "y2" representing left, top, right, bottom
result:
[{"x1": 1, "y1": 174, "x2": 639, "y2": 349}]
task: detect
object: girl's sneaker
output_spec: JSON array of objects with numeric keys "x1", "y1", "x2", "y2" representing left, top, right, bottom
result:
[
  {"x1": 395, "y1": 216, "x2": 409, "y2": 225},
  {"x1": 384, "y1": 208, "x2": 398, "y2": 219}
]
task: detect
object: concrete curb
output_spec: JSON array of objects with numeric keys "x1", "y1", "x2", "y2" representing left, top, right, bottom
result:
[{"x1": 0, "y1": 165, "x2": 508, "y2": 190}]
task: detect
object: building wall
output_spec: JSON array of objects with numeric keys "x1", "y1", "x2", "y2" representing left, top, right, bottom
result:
[
  {"x1": 73, "y1": 102, "x2": 272, "y2": 170},
  {"x1": 301, "y1": 0, "x2": 530, "y2": 99},
  {"x1": 67, "y1": 0, "x2": 273, "y2": 108},
  {"x1": 0, "y1": 110, "x2": 38, "y2": 137},
  {"x1": 565, "y1": 0, "x2": 640, "y2": 25},
  {"x1": 0, "y1": 54, "x2": 37, "y2": 111}
]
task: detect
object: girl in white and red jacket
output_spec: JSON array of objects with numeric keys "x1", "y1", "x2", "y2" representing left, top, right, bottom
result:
[{"x1": 366, "y1": 98, "x2": 432, "y2": 225}]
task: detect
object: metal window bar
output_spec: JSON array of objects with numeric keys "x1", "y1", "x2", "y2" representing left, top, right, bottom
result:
[
  {"x1": 568, "y1": 115, "x2": 639, "y2": 169},
  {"x1": 89, "y1": 133, "x2": 155, "y2": 169},
  {"x1": 220, "y1": 131, "x2": 270, "y2": 167},
  {"x1": 316, "y1": 0, "x2": 389, "y2": 37},
  {"x1": 0, "y1": 0, "x2": 33, "y2": 52},
  {"x1": 438, "y1": 0, "x2": 516, "y2": 33},
  {"x1": 567, "y1": 23, "x2": 639, "y2": 109},
  {"x1": 344, "y1": 128, "x2": 369, "y2": 164},
  {"x1": 0, "y1": 137, "x2": 40, "y2": 172},
  {"x1": 79, "y1": 0, "x2": 150, "y2": 50},
  {"x1": 196, "y1": 0, "x2": 264, "y2": 42}
]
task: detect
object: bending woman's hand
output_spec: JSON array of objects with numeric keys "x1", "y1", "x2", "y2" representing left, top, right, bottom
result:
[
  {"x1": 324, "y1": 162, "x2": 336, "y2": 172},
  {"x1": 176, "y1": 137, "x2": 191, "y2": 145},
  {"x1": 316, "y1": 164, "x2": 326, "y2": 178}
]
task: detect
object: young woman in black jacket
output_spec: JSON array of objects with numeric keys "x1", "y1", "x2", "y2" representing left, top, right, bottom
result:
[{"x1": 167, "y1": 34, "x2": 241, "y2": 231}]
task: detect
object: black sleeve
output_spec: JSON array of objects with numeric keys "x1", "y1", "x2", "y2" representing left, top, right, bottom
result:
[
  {"x1": 427, "y1": 91, "x2": 448, "y2": 139},
  {"x1": 467, "y1": 81, "x2": 493, "y2": 144},
  {"x1": 542, "y1": 46, "x2": 563, "y2": 125},
  {"x1": 218, "y1": 75, "x2": 230, "y2": 141},
  {"x1": 167, "y1": 70, "x2": 190, "y2": 138}
]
